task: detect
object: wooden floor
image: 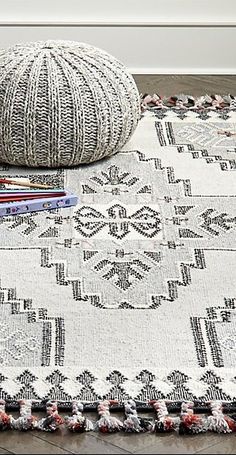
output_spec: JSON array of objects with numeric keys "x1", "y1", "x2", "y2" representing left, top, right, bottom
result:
[
  {"x1": 134, "y1": 75, "x2": 236, "y2": 96},
  {"x1": 3, "y1": 76, "x2": 236, "y2": 454}
]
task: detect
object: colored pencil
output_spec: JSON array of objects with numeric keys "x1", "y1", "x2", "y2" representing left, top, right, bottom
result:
[{"x1": 0, "y1": 178, "x2": 54, "y2": 189}]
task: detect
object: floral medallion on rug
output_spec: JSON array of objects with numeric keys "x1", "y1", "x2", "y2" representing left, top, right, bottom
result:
[{"x1": 0, "y1": 96, "x2": 236, "y2": 433}]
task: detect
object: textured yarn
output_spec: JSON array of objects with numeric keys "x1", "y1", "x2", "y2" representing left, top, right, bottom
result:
[{"x1": 0, "y1": 40, "x2": 140, "y2": 167}]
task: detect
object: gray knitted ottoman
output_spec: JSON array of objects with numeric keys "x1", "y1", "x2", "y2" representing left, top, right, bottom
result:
[{"x1": 0, "y1": 40, "x2": 140, "y2": 167}]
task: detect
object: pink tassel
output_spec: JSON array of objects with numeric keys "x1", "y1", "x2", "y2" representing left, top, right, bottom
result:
[
  {"x1": 151, "y1": 94, "x2": 164, "y2": 108},
  {"x1": 179, "y1": 402, "x2": 207, "y2": 435},
  {"x1": 37, "y1": 401, "x2": 64, "y2": 432},
  {"x1": 11, "y1": 400, "x2": 38, "y2": 431},
  {"x1": 95, "y1": 400, "x2": 123, "y2": 433},
  {"x1": 150, "y1": 400, "x2": 179, "y2": 433},
  {"x1": 224, "y1": 414, "x2": 236, "y2": 432},
  {"x1": 65, "y1": 401, "x2": 93, "y2": 432},
  {"x1": 141, "y1": 93, "x2": 164, "y2": 111},
  {"x1": 0, "y1": 400, "x2": 12, "y2": 431},
  {"x1": 123, "y1": 400, "x2": 152, "y2": 432},
  {"x1": 142, "y1": 94, "x2": 153, "y2": 105},
  {"x1": 207, "y1": 402, "x2": 231, "y2": 433},
  {"x1": 140, "y1": 93, "x2": 235, "y2": 111},
  {"x1": 212, "y1": 95, "x2": 225, "y2": 109}
]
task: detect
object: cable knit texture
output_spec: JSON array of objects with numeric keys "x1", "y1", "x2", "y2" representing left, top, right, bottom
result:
[{"x1": 0, "y1": 40, "x2": 140, "y2": 167}]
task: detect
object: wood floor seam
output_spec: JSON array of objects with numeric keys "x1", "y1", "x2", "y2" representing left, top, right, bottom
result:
[
  {"x1": 0, "y1": 447, "x2": 14, "y2": 455},
  {"x1": 32, "y1": 434, "x2": 77, "y2": 454}
]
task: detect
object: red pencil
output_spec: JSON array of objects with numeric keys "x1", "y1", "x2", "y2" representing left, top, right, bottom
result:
[{"x1": 0, "y1": 193, "x2": 66, "y2": 203}]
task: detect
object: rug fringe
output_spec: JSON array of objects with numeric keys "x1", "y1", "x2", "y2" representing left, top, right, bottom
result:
[
  {"x1": 95, "y1": 400, "x2": 123, "y2": 433},
  {"x1": 65, "y1": 400, "x2": 93, "y2": 433},
  {"x1": 124, "y1": 399, "x2": 152, "y2": 432},
  {"x1": 207, "y1": 401, "x2": 233, "y2": 434},
  {"x1": 0, "y1": 399, "x2": 236, "y2": 434},
  {"x1": 179, "y1": 401, "x2": 207, "y2": 435},
  {"x1": 150, "y1": 400, "x2": 179, "y2": 433},
  {"x1": 36, "y1": 401, "x2": 64, "y2": 432},
  {"x1": 11, "y1": 400, "x2": 38, "y2": 431},
  {"x1": 140, "y1": 93, "x2": 236, "y2": 111},
  {"x1": 0, "y1": 400, "x2": 12, "y2": 431}
]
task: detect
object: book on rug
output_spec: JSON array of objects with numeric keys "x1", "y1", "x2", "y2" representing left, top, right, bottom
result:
[{"x1": 0, "y1": 178, "x2": 78, "y2": 216}]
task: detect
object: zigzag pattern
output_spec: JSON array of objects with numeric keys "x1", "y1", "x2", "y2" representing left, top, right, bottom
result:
[
  {"x1": 0, "y1": 368, "x2": 234, "y2": 404},
  {"x1": 178, "y1": 145, "x2": 236, "y2": 172},
  {"x1": 149, "y1": 248, "x2": 206, "y2": 308},
  {"x1": 156, "y1": 120, "x2": 236, "y2": 172},
  {"x1": 0, "y1": 280, "x2": 48, "y2": 323},
  {"x1": 0, "y1": 279, "x2": 64, "y2": 367}
]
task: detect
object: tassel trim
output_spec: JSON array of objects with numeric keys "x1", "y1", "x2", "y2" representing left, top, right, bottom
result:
[
  {"x1": 124, "y1": 399, "x2": 152, "y2": 432},
  {"x1": 95, "y1": 400, "x2": 123, "y2": 433},
  {"x1": 140, "y1": 93, "x2": 236, "y2": 111},
  {"x1": 0, "y1": 400, "x2": 12, "y2": 431},
  {"x1": 179, "y1": 401, "x2": 207, "y2": 435},
  {"x1": 11, "y1": 400, "x2": 38, "y2": 431},
  {"x1": 36, "y1": 401, "x2": 64, "y2": 432},
  {"x1": 65, "y1": 401, "x2": 93, "y2": 433},
  {"x1": 150, "y1": 400, "x2": 180, "y2": 433},
  {"x1": 0, "y1": 400, "x2": 235, "y2": 435},
  {"x1": 207, "y1": 401, "x2": 233, "y2": 434}
]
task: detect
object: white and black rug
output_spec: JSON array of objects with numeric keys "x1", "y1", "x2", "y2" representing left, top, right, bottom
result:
[{"x1": 0, "y1": 102, "x2": 235, "y2": 427}]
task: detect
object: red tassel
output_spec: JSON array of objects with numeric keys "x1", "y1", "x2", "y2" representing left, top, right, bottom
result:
[
  {"x1": 224, "y1": 415, "x2": 236, "y2": 432},
  {"x1": 11, "y1": 400, "x2": 38, "y2": 431},
  {"x1": 207, "y1": 402, "x2": 232, "y2": 433},
  {"x1": 150, "y1": 400, "x2": 179, "y2": 433},
  {"x1": 179, "y1": 402, "x2": 207, "y2": 435},
  {"x1": 37, "y1": 401, "x2": 64, "y2": 432},
  {"x1": 65, "y1": 401, "x2": 93, "y2": 432},
  {"x1": 95, "y1": 400, "x2": 123, "y2": 433},
  {"x1": 0, "y1": 400, "x2": 11, "y2": 431}
]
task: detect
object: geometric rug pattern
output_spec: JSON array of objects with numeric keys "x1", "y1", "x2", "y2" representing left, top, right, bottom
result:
[{"x1": 0, "y1": 107, "x2": 235, "y2": 405}]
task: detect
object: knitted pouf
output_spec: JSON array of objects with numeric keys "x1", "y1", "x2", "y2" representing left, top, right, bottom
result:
[{"x1": 0, "y1": 40, "x2": 140, "y2": 167}]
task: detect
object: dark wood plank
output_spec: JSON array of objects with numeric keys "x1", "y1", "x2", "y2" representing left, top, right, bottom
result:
[
  {"x1": 134, "y1": 75, "x2": 236, "y2": 96},
  {"x1": 133, "y1": 433, "x2": 227, "y2": 454},
  {"x1": 90, "y1": 431, "x2": 154, "y2": 454},
  {"x1": 196, "y1": 435, "x2": 236, "y2": 454},
  {"x1": 34, "y1": 430, "x2": 131, "y2": 454},
  {"x1": 0, "y1": 432, "x2": 73, "y2": 454}
]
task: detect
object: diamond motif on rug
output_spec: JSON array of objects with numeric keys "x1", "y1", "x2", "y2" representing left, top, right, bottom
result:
[{"x1": 0, "y1": 108, "x2": 235, "y2": 404}]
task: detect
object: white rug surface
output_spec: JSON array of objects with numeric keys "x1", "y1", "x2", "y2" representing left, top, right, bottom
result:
[{"x1": 0, "y1": 107, "x2": 235, "y2": 405}]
